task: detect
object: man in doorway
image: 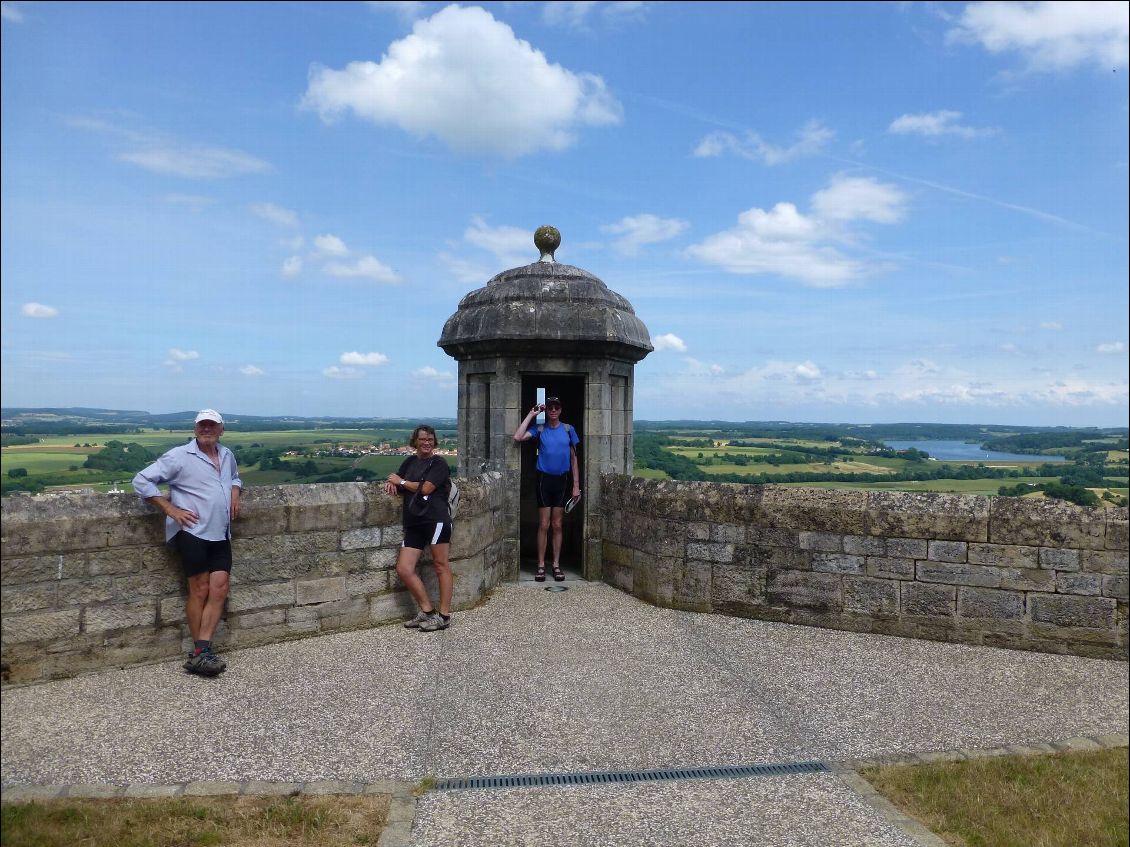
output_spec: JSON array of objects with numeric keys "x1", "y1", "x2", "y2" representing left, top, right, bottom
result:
[
  {"x1": 133, "y1": 409, "x2": 242, "y2": 677},
  {"x1": 513, "y1": 397, "x2": 580, "y2": 582}
]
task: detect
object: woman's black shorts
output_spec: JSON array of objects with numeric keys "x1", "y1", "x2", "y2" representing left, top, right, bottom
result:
[
  {"x1": 170, "y1": 531, "x2": 232, "y2": 578},
  {"x1": 402, "y1": 521, "x2": 452, "y2": 550},
  {"x1": 536, "y1": 471, "x2": 571, "y2": 508}
]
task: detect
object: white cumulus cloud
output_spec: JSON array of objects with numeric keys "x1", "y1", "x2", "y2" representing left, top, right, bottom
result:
[
  {"x1": 313, "y1": 234, "x2": 350, "y2": 256},
  {"x1": 340, "y1": 351, "x2": 390, "y2": 366},
  {"x1": 324, "y1": 256, "x2": 401, "y2": 284},
  {"x1": 281, "y1": 256, "x2": 303, "y2": 278},
  {"x1": 413, "y1": 366, "x2": 456, "y2": 382},
  {"x1": 948, "y1": 1, "x2": 1129, "y2": 72},
  {"x1": 1097, "y1": 341, "x2": 1126, "y2": 354},
  {"x1": 167, "y1": 348, "x2": 199, "y2": 362},
  {"x1": 888, "y1": 110, "x2": 996, "y2": 139},
  {"x1": 302, "y1": 4, "x2": 622, "y2": 157},
  {"x1": 240, "y1": 365, "x2": 265, "y2": 377},
  {"x1": 651, "y1": 333, "x2": 688, "y2": 353},
  {"x1": 686, "y1": 175, "x2": 906, "y2": 286},
  {"x1": 21, "y1": 302, "x2": 59, "y2": 318},
  {"x1": 601, "y1": 214, "x2": 689, "y2": 255}
]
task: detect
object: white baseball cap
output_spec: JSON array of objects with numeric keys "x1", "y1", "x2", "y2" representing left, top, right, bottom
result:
[{"x1": 194, "y1": 409, "x2": 224, "y2": 425}]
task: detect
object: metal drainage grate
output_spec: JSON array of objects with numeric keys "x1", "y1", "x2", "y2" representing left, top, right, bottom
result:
[
  {"x1": 434, "y1": 761, "x2": 828, "y2": 791},
  {"x1": 544, "y1": 585, "x2": 569, "y2": 592}
]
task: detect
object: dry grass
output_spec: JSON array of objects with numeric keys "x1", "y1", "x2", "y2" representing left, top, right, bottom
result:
[
  {"x1": 0, "y1": 793, "x2": 389, "y2": 847},
  {"x1": 863, "y1": 748, "x2": 1129, "y2": 847}
]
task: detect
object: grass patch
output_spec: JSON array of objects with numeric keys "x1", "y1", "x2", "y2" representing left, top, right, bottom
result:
[
  {"x1": 862, "y1": 748, "x2": 1129, "y2": 847},
  {"x1": 0, "y1": 793, "x2": 390, "y2": 847}
]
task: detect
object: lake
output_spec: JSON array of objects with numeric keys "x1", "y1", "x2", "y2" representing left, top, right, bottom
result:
[{"x1": 882, "y1": 440, "x2": 1067, "y2": 463}]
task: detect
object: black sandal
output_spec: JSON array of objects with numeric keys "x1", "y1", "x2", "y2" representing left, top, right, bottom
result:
[
  {"x1": 552, "y1": 565, "x2": 565, "y2": 582},
  {"x1": 534, "y1": 565, "x2": 546, "y2": 582}
]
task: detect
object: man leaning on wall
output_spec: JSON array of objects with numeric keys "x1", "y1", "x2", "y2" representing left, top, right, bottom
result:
[{"x1": 132, "y1": 409, "x2": 242, "y2": 677}]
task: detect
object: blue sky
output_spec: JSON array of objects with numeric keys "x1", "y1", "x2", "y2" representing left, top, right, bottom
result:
[{"x1": 2, "y1": 1, "x2": 1127, "y2": 426}]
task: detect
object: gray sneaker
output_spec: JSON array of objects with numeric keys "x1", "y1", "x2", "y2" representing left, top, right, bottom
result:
[
  {"x1": 185, "y1": 651, "x2": 226, "y2": 677},
  {"x1": 403, "y1": 610, "x2": 434, "y2": 629},
  {"x1": 419, "y1": 612, "x2": 451, "y2": 632}
]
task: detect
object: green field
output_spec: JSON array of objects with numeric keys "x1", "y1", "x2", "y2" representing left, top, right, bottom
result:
[{"x1": 780, "y1": 477, "x2": 1061, "y2": 495}]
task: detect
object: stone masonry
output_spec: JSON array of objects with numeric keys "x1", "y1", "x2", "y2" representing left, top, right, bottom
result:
[
  {"x1": 1, "y1": 475, "x2": 511, "y2": 684},
  {"x1": 600, "y1": 476, "x2": 1128, "y2": 660}
]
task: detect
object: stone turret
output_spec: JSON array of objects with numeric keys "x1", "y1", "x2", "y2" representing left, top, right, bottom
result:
[{"x1": 438, "y1": 227, "x2": 652, "y2": 579}]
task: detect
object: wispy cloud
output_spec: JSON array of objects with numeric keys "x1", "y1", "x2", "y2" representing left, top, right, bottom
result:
[
  {"x1": 463, "y1": 216, "x2": 535, "y2": 267},
  {"x1": 413, "y1": 365, "x2": 456, "y2": 383},
  {"x1": 323, "y1": 366, "x2": 363, "y2": 380},
  {"x1": 694, "y1": 120, "x2": 834, "y2": 166},
  {"x1": 68, "y1": 115, "x2": 270, "y2": 180},
  {"x1": 1, "y1": 2, "x2": 24, "y2": 23},
  {"x1": 303, "y1": 5, "x2": 621, "y2": 157},
  {"x1": 284, "y1": 234, "x2": 401, "y2": 284},
  {"x1": 888, "y1": 110, "x2": 997, "y2": 138},
  {"x1": 601, "y1": 214, "x2": 689, "y2": 255},
  {"x1": 1097, "y1": 341, "x2": 1126, "y2": 354},
  {"x1": 21, "y1": 302, "x2": 59, "y2": 318},
  {"x1": 543, "y1": 1, "x2": 651, "y2": 29},
  {"x1": 250, "y1": 202, "x2": 299, "y2": 227},
  {"x1": 340, "y1": 351, "x2": 390, "y2": 366},
  {"x1": 240, "y1": 365, "x2": 266, "y2": 377}
]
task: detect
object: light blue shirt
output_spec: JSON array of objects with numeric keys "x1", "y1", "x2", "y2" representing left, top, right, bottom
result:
[{"x1": 133, "y1": 439, "x2": 242, "y2": 542}]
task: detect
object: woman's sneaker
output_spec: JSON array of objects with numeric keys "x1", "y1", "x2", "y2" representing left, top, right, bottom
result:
[
  {"x1": 403, "y1": 610, "x2": 434, "y2": 629},
  {"x1": 419, "y1": 612, "x2": 451, "y2": 632}
]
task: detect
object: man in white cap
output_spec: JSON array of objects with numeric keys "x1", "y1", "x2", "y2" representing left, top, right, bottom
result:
[{"x1": 133, "y1": 409, "x2": 242, "y2": 676}]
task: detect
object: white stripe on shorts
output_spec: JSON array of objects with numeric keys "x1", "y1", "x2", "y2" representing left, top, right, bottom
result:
[{"x1": 431, "y1": 522, "x2": 444, "y2": 545}]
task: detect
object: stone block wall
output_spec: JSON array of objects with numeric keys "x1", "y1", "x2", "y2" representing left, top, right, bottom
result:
[
  {"x1": 1, "y1": 474, "x2": 510, "y2": 683},
  {"x1": 600, "y1": 476, "x2": 1128, "y2": 660}
]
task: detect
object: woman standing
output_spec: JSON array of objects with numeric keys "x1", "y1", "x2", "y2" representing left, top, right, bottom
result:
[{"x1": 385, "y1": 425, "x2": 453, "y2": 632}]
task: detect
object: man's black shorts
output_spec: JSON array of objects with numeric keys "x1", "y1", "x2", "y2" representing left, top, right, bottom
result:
[
  {"x1": 170, "y1": 531, "x2": 232, "y2": 578},
  {"x1": 536, "y1": 471, "x2": 571, "y2": 509}
]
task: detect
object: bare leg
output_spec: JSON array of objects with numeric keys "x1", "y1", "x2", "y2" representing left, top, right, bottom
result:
[
  {"x1": 430, "y1": 543, "x2": 453, "y2": 615},
  {"x1": 396, "y1": 546, "x2": 434, "y2": 612},
  {"x1": 197, "y1": 570, "x2": 229, "y2": 642},
  {"x1": 537, "y1": 506, "x2": 551, "y2": 566},
  {"x1": 185, "y1": 572, "x2": 209, "y2": 641},
  {"x1": 550, "y1": 507, "x2": 565, "y2": 566}
]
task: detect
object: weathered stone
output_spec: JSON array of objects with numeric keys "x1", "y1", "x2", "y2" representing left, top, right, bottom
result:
[
  {"x1": 998, "y1": 567, "x2": 1055, "y2": 592},
  {"x1": 1039, "y1": 548, "x2": 1079, "y2": 571},
  {"x1": 1102, "y1": 574, "x2": 1129, "y2": 601},
  {"x1": 1081, "y1": 549, "x2": 1129, "y2": 575},
  {"x1": 1029, "y1": 593, "x2": 1117, "y2": 629},
  {"x1": 812, "y1": 553, "x2": 864, "y2": 574},
  {"x1": 296, "y1": 576, "x2": 347, "y2": 606},
  {"x1": 968, "y1": 543, "x2": 1038, "y2": 569},
  {"x1": 227, "y1": 581, "x2": 294, "y2": 613},
  {"x1": 901, "y1": 582, "x2": 956, "y2": 618},
  {"x1": 1, "y1": 609, "x2": 82, "y2": 643},
  {"x1": 754, "y1": 486, "x2": 868, "y2": 534},
  {"x1": 927, "y1": 540, "x2": 968, "y2": 563},
  {"x1": 1, "y1": 581, "x2": 56, "y2": 613},
  {"x1": 341, "y1": 527, "x2": 382, "y2": 550},
  {"x1": 767, "y1": 570, "x2": 842, "y2": 611},
  {"x1": 843, "y1": 535, "x2": 885, "y2": 556},
  {"x1": 865, "y1": 557, "x2": 915, "y2": 580},
  {"x1": 1, "y1": 553, "x2": 86, "y2": 584},
  {"x1": 917, "y1": 561, "x2": 1000, "y2": 588},
  {"x1": 1105, "y1": 511, "x2": 1128, "y2": 551},
  {"x1": 868, "y1": 491, "x2": 988, "y2": 542},
  {"x1": 369, "y1": 591, "x2": 415, "y2": 624},
  {"x1": 58, "y1": 576, "x2": 115, "y2": 607},
  {"x1": 887, "y1": 538, "x2": 928, "y2": 559},
  {"x1": 234, "y1": 609, "x2": 286, "y2": 628},
  {"x1": 990, "y1": 497, "x2": 1105, "y2": 549},
  {"x1": 83, "y1": 601, "x2": 156, "y2": 634},
  {"x1": 672, "y1": 559, "x2": 712, "y2": 611},
  {"x1": 685, "y1": 541, "x2": 733, "y2": 563},
  {"x1": 843, "y1": 577, "x2": 899, "y2": 617},
  {"x1": 958, "y1": 587, "x2": 1024, "y2": 620},
  {"x1": 347, "y1": 571, "x2": 389, "y2": 598},
  {"x1": 711, "y1": 563, "x2": 766, "y2": 614},
  {"x1": 1055, "y1": 572, "x2": 1103, "y2": 596},
  {"x1": 798, "y1": 531, "x2": 842, "y2": 552},
  {"x1": 709, "y1": 523, "x2": 745, "y2": 543}
]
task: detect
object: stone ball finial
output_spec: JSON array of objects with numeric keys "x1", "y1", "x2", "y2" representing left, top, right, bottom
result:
[{"x1": 534, "y1": 225, "x2": 560, "y2": 263}]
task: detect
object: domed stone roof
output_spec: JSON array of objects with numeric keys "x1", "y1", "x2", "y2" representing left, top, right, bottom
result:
[{"x1": 438, "y1": 230, "x2": 653, "y2": 363}]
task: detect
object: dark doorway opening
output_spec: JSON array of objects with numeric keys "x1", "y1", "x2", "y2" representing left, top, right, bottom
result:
[{"x1": 519, "y1": 375, "x2": 585, "y2": 580}]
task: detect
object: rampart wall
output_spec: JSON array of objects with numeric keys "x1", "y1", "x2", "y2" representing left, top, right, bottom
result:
[
  {"x1": 1, "y1": 475, "x2": 512, "y2": 683},
  {"x1": 599, "y1": 476, "x2": 1128, "y2": 660}
]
